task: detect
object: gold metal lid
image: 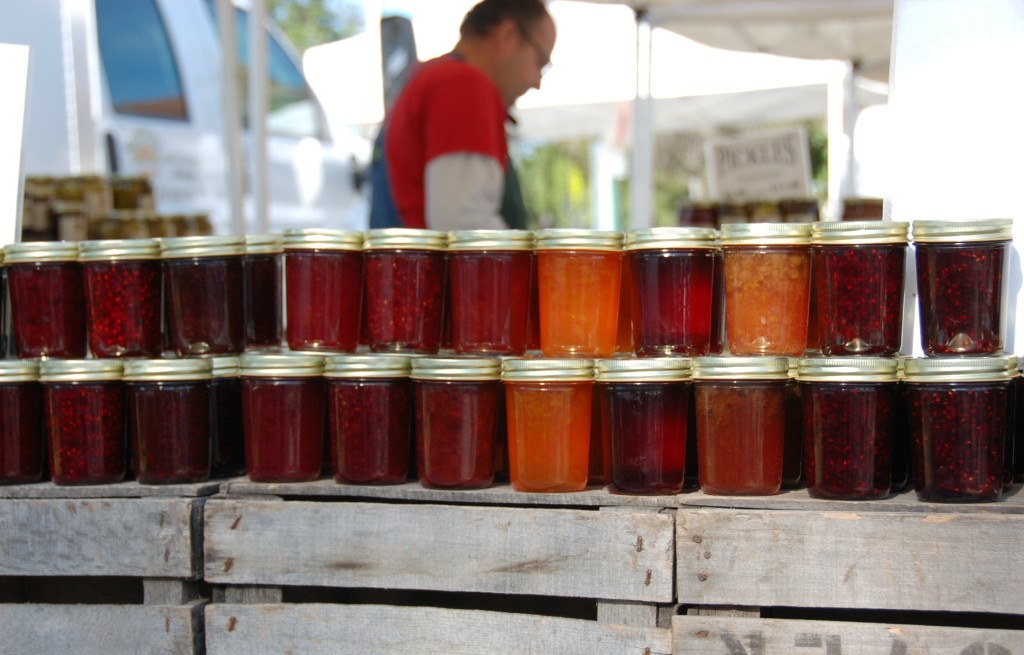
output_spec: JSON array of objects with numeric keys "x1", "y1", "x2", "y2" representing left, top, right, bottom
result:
[
  {"x1": 161, "y1": 235, "x2": 245, "y2": 258},
  {"x1": 625, "y1": 227, "x2": 718, "y2": 250},
  {"x1": 208, "y1": 356, "x2": 241, "y2": 379},
  {"x1": 810, "y1": 221, "x2": 910, "y2": 245},
  {"x1": 911, "y1": 219, "x2": 1013, "y2": 243},
  {"x1": 239, "y1": 352, "x2": 325, "y2": 377},
  {"x1": 719, "y1": 222, "x2": 812, "y2": 246},
  {"x1": 282, "y1": 228, "x2": 363, "y2": 251},
  {"x1": 79, "y1": 239, "x2": 161, "y2": 261},
  {"x1": 123, "y1": 358, "x2": 213, "y2": 382},
  {"x1": 447, "y1": 229, "x2": 533, "y2": 251},
  {"x1": 692, "y1": 356, "x2": 790, "y2": 380},
  {"x1": 596, "y1": 357, "x2": 692, "y2": 382},
  {"x1": 245, "y1": 234, "x2": 284, "y2": 254},
  {"x1": 5, "y1": 241, "x2": 81, "y2": 263},
  {"x1": 324, "y1": 354, "x2": 413, "y2": 379},
  {"x1": 796, "y1": 357, "x2": 900, "y2": 383},
  {"x1": 364, "y1": 228, "x2": 447, "y2": 251},
  {"x1": 501, "y1": 357, "x2": 595, "y2": 381},
  {"x1": 0, "y1": 360, "x2": 41, "y2": 383},
  {"x1": 39, "y1": 359, "x2": 123, "y2": 383},
  {"x1": 903, "y1": 355, "x2": 1018, "y2": 383},
  {"x1": 534, "y1": 229, "x2": 624, "y2": 251},
  {"x1": 410, "y1": 356, "x2": 502, "y2": 381}
]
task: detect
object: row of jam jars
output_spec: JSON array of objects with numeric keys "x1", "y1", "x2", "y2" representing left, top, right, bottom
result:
[
  {"x1": 5, "y1": 241, "x2": 87, "y2": 358},
  {"x1": 0, "y1": 360, "x2": 44, "y2": 484},
  {"x1": 210, "y1": 355, "x2": 246, "y2": 477},
  {"x1": 244, "y1": 234, "x2": 284, "y2": 349}
]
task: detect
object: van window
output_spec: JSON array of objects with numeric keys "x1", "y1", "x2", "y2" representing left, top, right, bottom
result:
[{"x1": 95, "y1": 0, "x2": 188, "y2": 120}]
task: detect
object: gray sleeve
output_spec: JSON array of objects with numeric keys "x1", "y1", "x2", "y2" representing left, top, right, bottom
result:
[{"x1": 424, "y1": 152, "x2": 507, "y2": 230}]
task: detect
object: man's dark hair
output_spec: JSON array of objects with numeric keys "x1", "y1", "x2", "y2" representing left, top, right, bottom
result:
[{"x1": 460, "y1": 0, "x2": 549, "y2": 38}]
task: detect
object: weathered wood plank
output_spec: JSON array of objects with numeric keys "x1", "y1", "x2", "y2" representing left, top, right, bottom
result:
[
  {"x1": 223, "y1": 585, "x2": 284, "y2": 604},
  {"x1": 0, "y1": 601, "x2": 204, "y2": 655},
  {"x1": 205, "y1": 499, "x2": 674, "y2": 602},
  {"x1": 207, "y1": 603, "x2": 672, "y2": 655},
  {"x1": 597, "y1": 600, "x2": 659, "y2": 627},
  {"x1": 0, "y1": 479, "x2": 222, "y2": 499},
  {"x1": 677, "y1": 508, "x2": 1024, "y2": 614},
  {"x1": 0, "y1": 498, "x2": 199, "y2": 578},
  {"x1": 673, "y1": 615, "x2": 1024, "y2": 655},
  {"x1": 143, "y1": 579, "x2": 201, "y2": 605}
]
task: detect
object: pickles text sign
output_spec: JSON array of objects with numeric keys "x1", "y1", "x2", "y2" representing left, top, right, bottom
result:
[
  {"x1": 0, "y1": 43, "x2": 30, "y2": 245},
  {"x1": 705, "y1": 127, "x2": 813, "y2": 203}
]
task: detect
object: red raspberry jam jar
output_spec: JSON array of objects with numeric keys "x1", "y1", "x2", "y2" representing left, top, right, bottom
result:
[
  {"x1": 244, "y1": 234, "x2": 284, "y2": 350},
  {"x1": 162, "y1": 236, "x2": 246, "y2": 356},
  {"x1": 0, "y1": 360, "x2": 45, "y2": 485},
  {"x1": 412, "y1": 357, "x2": 502, "y2": 489},
  {"x1": 596, "y1": 357, "x2": 691, "y2": 495},
  {"x1": 241, "y1": 352, "x2": 325, "y2": 482},
  {"x1": 912, "y1": 219, "x2": 1012, "y2": 356},
  {"x1": 447, "y1": 230, "x2": 533, "y2": 356},
  {"x1": 811, "y1": 221, "x2": 909, "y2": 356},
  {"x1": 364, "y1": 229, "x2": 447, "y2": 354},
  {"x1": 5, "y1": 241, "x2": 87, "y2": 359},
  {"x1": 625, "y1": 227, "x2": 717, "y2": 357},
  {"x1": 40, "y1": 359, "x2": 125, "y2": 485},
  {"x1": 124, "y1": 358, "x2": 212, "y2": 484},
  {"x1": 798, "y1": 357, "x2": 900, "y2": 500},
  {"x1": 284, "y1": 228, "x2": 364, "y2": 353},
  {"x1": 210, "y1": 356, "x2": 245, "y2": 477},
  {"x1": 325, "y1": 355, "x2": 412, "y2": 485},
  {"x1": 79, "y1": 239, "x2": 163, "y2": 358}
]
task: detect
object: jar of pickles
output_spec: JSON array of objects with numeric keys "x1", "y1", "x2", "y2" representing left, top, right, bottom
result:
[
  {"x1": 720, "y1": 223, "x2": 812, "y2": 357},
  {"x1": 0, "y1": 360, "x2": 44, "y2": 484},
  {"x1": 5, "y1": 241, "x2": 87, "y2": 359},
  {"x1": 912, "y1": 219, "x2": 1012, "y2": 356},
  {"x1": 284, "y1": 229, "x2": 364, "y2": 352},
  {"x1": 534, "y1": 229, "x2": 624, "y2": 358},
  {"x1": 210, "y1": 355, "x2": 245, "y2": 477},
  {"x1": 244, "y1": 234, "x2": 283, "y2": 350}
]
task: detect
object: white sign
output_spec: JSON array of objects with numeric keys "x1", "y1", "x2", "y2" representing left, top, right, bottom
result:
[
  {"x1": 705, "y1": 127, "x2": 813, "y2": 202},
  {"x1": 1, "y1": 43, "x2": 30, "y2": 246}
]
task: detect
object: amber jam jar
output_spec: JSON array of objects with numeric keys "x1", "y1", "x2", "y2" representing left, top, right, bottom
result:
[
  {"x1": 411, "y1": 357, "x2": 502, "y2": 489},
  {"x1": 124, "y1": 358, "x2": 212, "y2": 484},
  {"x1": 447, "y1": 230, "x2": 533, "y2": 356},
  {"x1": 502, "y1": 358, "x2": 595, "y2": 492},
  {"x1": 596, "y1": 357, "x2": 691, "y2": 495},
  {"x1": 40, "y1": 360, "x2": 125, "y2": 485},
  {"x1": 244, "y1": 234, "x2": 283, "y2": 350},
  {"x1": 693, "y1": 356, "x2": 789, "y2": 495},
  {"x1": 79, "y1": 239, "x2": 163, "y2": 358},
  {"x1": 284, "y1": 229, "x2": 364, "y2": 353},
  {"x1": 720, "y1": 223, "x2": 812, "y2": 357},
  {"x1": 797, "y1": 357, "x2": 899, "y2": 500},
  {"x1": 209, "y1": 356, "x2": 245, "y2": 477},
  {"x1": 535, "y1": 229, "x2": 624, "y2": 358},
  {"x1": 625, "y1": 227, "x2": 717, "y2": 357},
  {"x1": 0, "y1": 360, "x2": 44, "y2": 484},
  {"x1": 811, "y1": 221, "x2": 909, "y2": 356},
  {"x1": 162, "y1": 236, "x2": 246, "y2": 356},
  {"x1": 5, "y1": 241, "x2": 87, "y2": 359},
  {"x1": 363, "y1": 229, "x2": 447, "y2": 354},
  {"x1": 904, "y1": 356, "x2": 1015, "y2": 503},
  {"x1": 241, "y1": 352, "x2": 325, "y2": 482},
  {"x1": 912, "y1": 219, "x2": 1012, "y2": 356}
]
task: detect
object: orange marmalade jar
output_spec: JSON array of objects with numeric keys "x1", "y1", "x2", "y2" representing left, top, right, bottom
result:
[
  {"x1": 720, "y1": 223, "x2": 812, "y2": 357},
  {"x1": 534, "y1": 229, "x2": 623, "y2": 358}
]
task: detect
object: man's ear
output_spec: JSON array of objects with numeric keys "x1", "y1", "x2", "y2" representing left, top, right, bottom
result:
[{"x1": 493, "y1": 17, "x2": 521, "y2": 53}]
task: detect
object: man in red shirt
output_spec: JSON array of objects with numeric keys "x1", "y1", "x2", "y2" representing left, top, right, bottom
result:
[{"x1": 370, "y1": 0, "x2": 556, "y2": 230}]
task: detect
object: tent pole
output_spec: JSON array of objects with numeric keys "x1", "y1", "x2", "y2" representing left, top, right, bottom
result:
[
  {"x1": 216, "y1": 0, "x2": 246, "y2": 235},
  {"x1": 249, "y1": 0, "x2": 270, "y2": 234},
  {"x1": 630, "y1": 9, "x2": 654, "y2": 230},
  {"x1": 826, "y1": 59, "x2": 853, "y2": 221}
]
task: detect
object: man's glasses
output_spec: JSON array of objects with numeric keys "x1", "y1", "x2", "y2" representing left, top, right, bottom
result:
[{"x1": 517, "y1": 24, "x2": 552, "y2": 76}]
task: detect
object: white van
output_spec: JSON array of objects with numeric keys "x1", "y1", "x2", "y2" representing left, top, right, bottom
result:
[{"x1": 3, "y1": 0, "x2": 369, "y2": 234}]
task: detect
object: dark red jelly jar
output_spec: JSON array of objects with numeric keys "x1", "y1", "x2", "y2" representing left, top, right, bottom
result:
[
  {"x1": 244, "y1": 234, "x2": 284, "y2": 350},
  {"x1": 625, "y1": 227, "x2": 717, "y2": 357},
  {"x1": 596, "y1": 357, "x2": 691, "y2": 495},
  {"x1": 210, "y1": 356, "x2": 245, "y2": 477},
  {"x1": 798, "y1": 357, "x2": 899, "y2": 500},
  {"x1": 241, "y1": 352, "x2": 325, "y2": 482},
  {"x1": 411, "y1": 357, "x2": 502, "y2": 489},
  {"x1": 781, "y1": 359, "x2": 803, "y2": 489},
  {"x1": 904, "y1": 356, "x2": 1014, "y2": 503},
  {"x1": 324, "y1": 355, "x2": 412, "y2": 485},
  {"x1": 162, "y1": 236, "x2": 246, "y2": 356},
  {"x1": 912, "y1": 219, "x2": 1012, "y2": 356},
  {"x1": 284, "y1": 229, "x2": 364, "y2": 352},
  {"x1": 124, "y1": 359, "x2": 212, "y2": 484},
  {"x1": 80, "y1": 239, "x2": 163, "y2": 358},
  {"x1": 811, "y1": 221, "x2": 909, "y2": 356},
  {"x1": 40, "y1": 360, "x2": 125, "y2": 485},
  {"x1": 0, "y1": 360, "x2": 45, "y2": 485},
  {"x1": 448, "y1": 230, "x2": 533, "y2": 355},
  {"x1": 364, "y1": 229, "x2": 447, "y2": 354},
  {"x1": 5, "y1": 241, "x2": 87, "y2": 359}
]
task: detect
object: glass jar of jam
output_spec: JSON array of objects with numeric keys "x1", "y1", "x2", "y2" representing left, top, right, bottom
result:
[
  {"x1": 241, "y1": 352, "x2": 325, "y2": 482},
  {"x1": 811, "y1": 221, "x2": 909, "y2": 356},
  {"x1": 798, "y1": 357, "x2": 899, "y2": 500},
  {"x1": 677, "y1": 201, "x2": 718, "y2": 228},
  {"x1": 535, "y1": 229, "x2": 624, "y2": 358},
  {"x1": 244, "y1": 234, "x2": 283, "y2": 350},
  {"x1": 284, "y1": 228, "x2": 364, "y2": 353},
  {"x1": 447, "y1": 230, "x2": 533, "y2": 356},
  {"x1": 124, "y1": 358, "x2": 212, "y2": 484},
  {"x1": 720, "y1": 223, "x2": 812, "y2": 357},
  {"x1": 5, "y1": 241, "x2": 87, "y2": 359},
  {"x1": 79, "y1": 238, "x2": 163, "y2": 358},
  {"x1": 596, "y1": 357, "x2": 691, "y2": 495},
  {"x1": 625, "y1": 227, "x2": 717, "y2": 357},
  {"x1": 363, "y1": 228, "x2": 447, "y2": 354},
  {"x1": 411, "y1": 356, "x2": 502, "y2": 489},
  {"x1": 502, "y1": 357, "x2": 595, "y2": 492},
  {"x1": 693, "y1": 356, "x2": 789, "y2": 495},
  {"x1": 210, "y1": 355, "x2": 245, "y2": 477},
  {"x1": 0, "y1": 360, "x2": 44, "y2": 485},
  {"x1": 325, "y1": 354, "x2": 412, "y2": 485},
  {"x1": 912, "y1": 219, "x2": 1012, "y2": 356},
  {"x1": 162, "y1": 236, "x2": 246, "y2": 356},
  {"x1": 40, "y1": 359, "x2": 125, "y2": 485},
  {"x1": 904, "y1": 356, "x2": 1015, "y2": 503},
  {"x1": 781, "y1": 359, "x2": 803, "y2": 489}
]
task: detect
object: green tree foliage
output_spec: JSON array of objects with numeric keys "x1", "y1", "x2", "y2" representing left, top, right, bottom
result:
[
  {"x1": 268, "y1": 0, "x2": 365, "y2": 51},
  {"x1": 517, "y1": 140, "x2": 592, "y2": 229}
]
